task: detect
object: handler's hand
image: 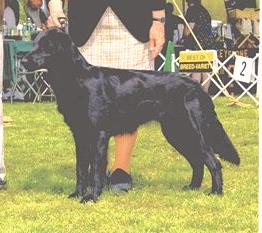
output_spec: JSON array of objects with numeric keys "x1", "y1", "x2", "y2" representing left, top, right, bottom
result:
[
  {"x1": 149, "y1": 21, "x2": 165, "y2": 59},
  {"x1": 47, "y1": 0, "x2": 66, "y2": 28}
]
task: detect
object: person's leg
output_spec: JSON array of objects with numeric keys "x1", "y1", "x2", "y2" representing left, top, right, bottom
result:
[
  {"x1": 78, "y1": 8, "x2": 153, "y2": 192},
  {"x1": 201, "y1": 73, "x2": 211, "y2": 93},
  {"x1": 112, "y1": 131, "x2": 138, "y2": 173},
  {"x1": 0, "y1": 32, "x2": 6, "y2": 188},
  {"x1": 109, "y1": 131, "x2": 137, "y2": 192}
]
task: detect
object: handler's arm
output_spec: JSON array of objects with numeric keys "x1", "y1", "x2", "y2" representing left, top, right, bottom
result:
[
  {"x1": 47, "y1": 0, "x2": 65, "y2": 28},
  {"x1": 149, "y1": 0, "x2": 166, "y2": 59},
  {"x1": 150, "y1": 9, "x2": 166, "y2": 59}
]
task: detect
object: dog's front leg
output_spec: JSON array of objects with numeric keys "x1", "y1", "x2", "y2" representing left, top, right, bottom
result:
[
  {"x1": 80, "y1": 130, "x2": 109, "y2": 203},
  {"x1": 69, "y1": 130, "x2": 93, "y2": 199}
]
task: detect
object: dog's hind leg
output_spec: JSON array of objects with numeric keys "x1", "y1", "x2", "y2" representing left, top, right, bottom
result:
[
  {"x1": 184, "y1": 91, "x2": 223, "y2": 195},
  {"x1": 160, "y1": 116, "x2": 204, "y2": 190},
  {"x1": 80, "y1": 130, "x2": 110, "y2": 203},
  {"x1": 183, "y1": 161, "x2": 204, "y2": 191}
]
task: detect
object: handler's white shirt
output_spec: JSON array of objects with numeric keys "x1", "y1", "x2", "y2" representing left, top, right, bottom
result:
[{"x1": 4, "y1": 6, "x2": 16, "y2": 28}]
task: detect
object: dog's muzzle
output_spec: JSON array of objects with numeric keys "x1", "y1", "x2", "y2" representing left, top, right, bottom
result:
[{"x1": 21, "y1": 52, "x2": 45, "y2": 71}]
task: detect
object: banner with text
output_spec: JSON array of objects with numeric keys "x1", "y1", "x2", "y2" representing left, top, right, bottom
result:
[{"x1": 179, "y1": 50, "x2": 217, "y2": 73}]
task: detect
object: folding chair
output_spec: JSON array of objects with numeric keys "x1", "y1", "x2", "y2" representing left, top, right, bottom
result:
[
  {"x1": 31, "y1": 69, "x2": 55, "y2": 103},
  {"x1": 10, "y1": 68, "x2": 54, "y2": 103},
  {"x1": 10, "y1": 50, "x2": 54, "y2": 103},
  {"x1": 10, "y1": 71, "x2": 34, "y2": 103}
]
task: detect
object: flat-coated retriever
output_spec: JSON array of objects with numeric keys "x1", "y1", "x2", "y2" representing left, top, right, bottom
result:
[{"x1": 22, "y1": 29, "x2": 240, "y2": 203}]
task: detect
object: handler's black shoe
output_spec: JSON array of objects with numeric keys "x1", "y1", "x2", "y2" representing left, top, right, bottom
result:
[
  {"x1": 0, "y1": 178, "x2": 6, "y2": 189},
  {"x1": 109, "y1": 168, "x2": 132, "y2": 193}
]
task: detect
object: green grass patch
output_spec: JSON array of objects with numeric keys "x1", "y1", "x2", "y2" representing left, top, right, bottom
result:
[
  {"x1": 170, "y1": 0, "x2": 227, "y2": 22},
  {"x1": 2, "y1": 97, "x2": 258, "y2": 233}
]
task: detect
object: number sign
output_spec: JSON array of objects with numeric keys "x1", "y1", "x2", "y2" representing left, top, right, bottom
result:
[{"x1": 233, "y1": 55, "x2": 254, "y2": 83}]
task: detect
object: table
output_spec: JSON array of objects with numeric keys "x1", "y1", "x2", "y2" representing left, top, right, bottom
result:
[{"x1": 3, "y1": 39, "x2": 33, "y2": 82}]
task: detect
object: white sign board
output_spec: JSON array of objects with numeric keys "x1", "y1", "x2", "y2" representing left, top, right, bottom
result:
[{"x1": 233, "y1": 55, "x2": 254, "y2": 83}]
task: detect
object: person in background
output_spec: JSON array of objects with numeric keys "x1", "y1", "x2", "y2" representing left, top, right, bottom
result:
[
  {"x1": 47, "y1": 0, "x2": 165, "y2": 192},
  {"x1": 182, "y1": 0, "x2": 214, "y2": 93},
  {"x1": 165, "y1": 3, "x2": 182, "y2": 44},
  {"x1": 25, "y1": 0, "x2": 48, "y2": 29},
  {"x1": 40, "y1": 0, "x2": 49, "y2": 17},
  {"x1": 4, "y1": 0, "x2": 19, "y2": 28}
]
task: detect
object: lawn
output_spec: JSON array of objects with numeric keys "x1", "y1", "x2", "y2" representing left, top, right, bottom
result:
[
  {"x1": 1, "y1": 97, "x2": 258, "y2": 233},
  {"x1": 170, "y1": 0, "x2": 227, "y2": 22}
]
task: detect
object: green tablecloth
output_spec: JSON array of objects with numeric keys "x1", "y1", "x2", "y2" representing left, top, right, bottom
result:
[{"x1": 4, "y1": 40, "x2": 33, "y2": 82}]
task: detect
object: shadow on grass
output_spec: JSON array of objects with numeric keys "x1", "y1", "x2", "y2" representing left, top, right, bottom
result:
[
  {"x1": 22, "y1": 164, "x2": 75, "y2": 195},
  {"x1": 132, "y1": 160, "x2": 218, "y2": 194},
  {"x1": 132, "y1": 170, "x2": 190, "y2": 190},
  {"x1": 20, "y1": 163, "x2": 211, "y2": 196}
]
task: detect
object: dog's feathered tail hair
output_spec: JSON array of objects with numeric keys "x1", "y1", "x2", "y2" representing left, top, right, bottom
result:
[
  {"x1": 204, "y1": 96, "x2": 240, "y2": 165},
  {"x1": 208, "y1": 117, "x2": 240, "y2": 165}
]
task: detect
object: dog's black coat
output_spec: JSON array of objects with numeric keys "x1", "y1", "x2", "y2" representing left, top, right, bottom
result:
[{"x1": 23, "y1": 29, "x2": 240, "y2": 203}]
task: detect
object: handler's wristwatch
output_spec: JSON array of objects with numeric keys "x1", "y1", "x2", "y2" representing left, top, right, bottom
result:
[{"x1": 153, "y1": 17, "x2": 166, "y2": 24}]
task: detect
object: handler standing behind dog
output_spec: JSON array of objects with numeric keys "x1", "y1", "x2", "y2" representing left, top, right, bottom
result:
[{"x1": 47, "y1": 0, "x2": 166, "y2": 192}]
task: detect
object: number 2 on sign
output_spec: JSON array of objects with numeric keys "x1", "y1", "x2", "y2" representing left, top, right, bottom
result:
[
  {"x1": 233, "y1": 55, "x2": 253, "y2": 83},
  {"x1": 240, "y1": 61, "x2": 247, "y2": 76}
]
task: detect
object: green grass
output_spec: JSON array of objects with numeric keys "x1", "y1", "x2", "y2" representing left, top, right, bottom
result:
[
  {"x1": 1, "y1": 97, "x2": 258, "y2": 233},
  {"x1": 170, "y1": 0, "x2": 260, "y2": 22},
  {"x1": 170, "y1": 0, "x2": 227, "y2": 22}
]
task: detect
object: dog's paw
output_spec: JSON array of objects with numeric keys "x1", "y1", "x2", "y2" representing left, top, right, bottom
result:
[
  {"x1": 208, "y1": 190, "x2": 223, "y2": 196},
  {"x1": 80, "y1": 193, "x2": 99, "y2": 204},
  {"x1": 68, "y1": 191, "x2": 80, "y2": 199},
  {"x1": 79, "y1": 187, "x2": 102, "y2": 204},
  {"x1": 68, "y1": 185, "x2": 89, "y2": 199}
]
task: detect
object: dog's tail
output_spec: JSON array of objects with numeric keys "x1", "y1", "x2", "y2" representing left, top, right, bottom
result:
[
  {"x1": 208, "y1": 117, "x2": 240, "y2": 165},
  {"x1": 204, "y1": 96, "x2": 240, "y2": 165}
]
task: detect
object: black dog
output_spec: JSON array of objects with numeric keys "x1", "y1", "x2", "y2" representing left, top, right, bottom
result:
[{"x1": 22, "y1": 29, "x2": 240, "y2": 203}]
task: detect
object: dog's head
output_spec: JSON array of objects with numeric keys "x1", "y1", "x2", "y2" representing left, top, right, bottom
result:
[{"x1": 22, "y1": 28, "x2": 76, "y2": 71}]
